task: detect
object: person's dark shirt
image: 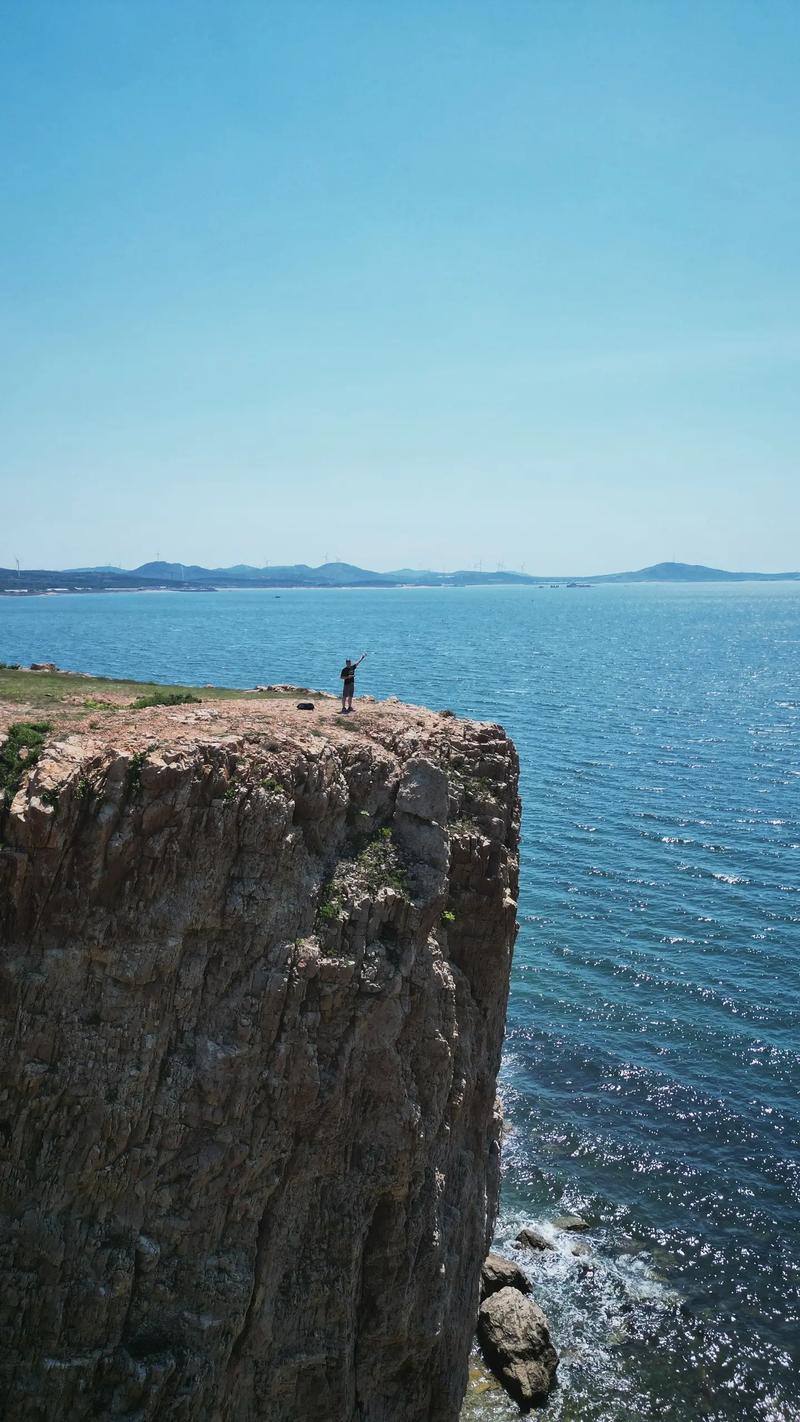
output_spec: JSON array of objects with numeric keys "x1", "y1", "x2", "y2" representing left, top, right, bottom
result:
[{"x1": 340, "y1": 663, "x2": 355, "y2": 682}]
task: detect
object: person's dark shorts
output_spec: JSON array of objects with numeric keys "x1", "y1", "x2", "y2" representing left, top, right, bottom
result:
[{"x1": 343, "y1": 678, "x2": 355, "y2": 696}]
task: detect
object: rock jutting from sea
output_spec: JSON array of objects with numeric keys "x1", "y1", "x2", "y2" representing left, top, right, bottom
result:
[{"x1": 0, "y1": 693, "x2": 520, "y2": 1420}]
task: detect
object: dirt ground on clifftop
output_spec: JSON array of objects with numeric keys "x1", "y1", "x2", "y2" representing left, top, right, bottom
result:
[{"x1": 0, "y1": 667, "x2": 465, "y2": 759}]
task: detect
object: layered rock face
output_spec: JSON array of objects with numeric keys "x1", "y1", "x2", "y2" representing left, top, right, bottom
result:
[{"x1": 0, "y1": 701, "x2": 519, "y2": 1421}]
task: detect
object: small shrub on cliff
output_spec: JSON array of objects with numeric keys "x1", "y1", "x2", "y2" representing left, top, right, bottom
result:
[
  {"x1": 315, "y1": 828, "x2": 408, "y2": 932},
  {"x1": 354, "y1": 827, "x2": 407, "y2": 894},
  {"x1": 130, "y1": 691, "x2": 201, "y2": 710},
  {"x1": 0, "y1": 721, "x2": 51, "y2": 807},
  {"x1": 462, "y1": 775, "x2": 496, "y2": 802},
  {"x1": 318, "y1": 887, "x2": 344, "y2": 921},
  {"x1": 125, "y1": 751, "x2": 147, "y2": 797}
]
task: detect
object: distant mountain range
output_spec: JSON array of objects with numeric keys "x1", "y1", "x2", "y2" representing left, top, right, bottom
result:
[{"x1": 1, "y1": 560, "x2": 798, "y2": 594}]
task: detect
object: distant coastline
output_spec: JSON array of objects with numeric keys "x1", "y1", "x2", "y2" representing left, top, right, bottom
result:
[{"x1": 2, "y1": 559, "x2": 799, "y2": 597}]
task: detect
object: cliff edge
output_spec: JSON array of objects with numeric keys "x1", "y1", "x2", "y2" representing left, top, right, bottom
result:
[{"x1": 0, "y1": 696, "x2": 519, "y2": 1420}]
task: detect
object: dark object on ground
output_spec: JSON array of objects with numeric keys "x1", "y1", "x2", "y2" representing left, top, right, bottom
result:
[
  {"x1": 296, "y1": 701, "x2": 315, "y2": 711},
  {"x1": 554, "y1": 1214, "x2": 590, "y2": 1232},
  {"x1": 481, "y1": 1252, "x2": 531, "y2": 1301},
  {"x1": 477, "y1": 1286, "x2": 558, "y2": 1410},
  {"x1": 516, "y1": 1227, "x2": 554, "y2": 1252}
]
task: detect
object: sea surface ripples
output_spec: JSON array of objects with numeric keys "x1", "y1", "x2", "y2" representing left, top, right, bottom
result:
[{"x1": 2, "y1": 582, "x2": 798, "y2": 1419}]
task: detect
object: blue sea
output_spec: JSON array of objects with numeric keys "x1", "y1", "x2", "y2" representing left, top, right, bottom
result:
[{"x1": 2, "y1": 583, "x2": 798, "y2": 1421}]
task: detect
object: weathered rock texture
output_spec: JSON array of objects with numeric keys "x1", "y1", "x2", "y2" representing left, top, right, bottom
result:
[
  {"x1": 480, "y1": 1252, "x2": 531, "y2": 1301},
  {"x1": 476, "y1": 1288, "x2": 558, "y2": 1410},
  {"x1": 514, "y1": 1227, "x2": 553, "y2": 1252},
  {"x1": 0, "y1": 699, "x2": 519, "y2": 1421}
]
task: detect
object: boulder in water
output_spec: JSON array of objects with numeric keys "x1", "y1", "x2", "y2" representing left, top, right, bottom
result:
[
  {"x1": 554, "y1": 1213, "x2": 590, "y2": 1232},
  {"x1": 477, "y1": 1286, "x2": 558, "y2": 1409},
  {"x1": 480, "y1": 1252, "x2": 531, "y2": 1300},
  {"x1": 515, "y1": 1226, "x2": 554, "y2": 1252}
]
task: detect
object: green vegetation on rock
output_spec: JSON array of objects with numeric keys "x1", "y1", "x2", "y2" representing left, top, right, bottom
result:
[
  {"x1": 462, "y1": 775, "x2": 496, "y2": 802},
  {"x1": 0, "y1": 666, "x2": 298, "y2": 720},
  {"x1": 316, "y1": 828, "x2": 408, "y2": 929},
  {"x1": 130, "y1": 691, "x2": 202, "y2": 709},
  {"x1": 353, "y1": 827, "x2": 407, "y2": 894},
  {"x1": 317, "y1": 887, "x2": 345, "y2": 922},
  {"x1": 0, "y1": 720, "x2": 51, "y2": 807},
  {"x1": 125, "y1": 751, "x2": 147, "y2": 798}
]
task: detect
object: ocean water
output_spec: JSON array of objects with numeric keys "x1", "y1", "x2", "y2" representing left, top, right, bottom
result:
[{"x1": 2, "y1": 583, "x2": 798, "y2": 1420}]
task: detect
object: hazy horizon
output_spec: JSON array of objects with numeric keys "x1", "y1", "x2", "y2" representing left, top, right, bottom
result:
[
  {"x1": 6, "y1": 554, "x2": 800, "y2": 580},
  {"x1": 2, "y1": 2, "x2": 799, "y2": 572}
]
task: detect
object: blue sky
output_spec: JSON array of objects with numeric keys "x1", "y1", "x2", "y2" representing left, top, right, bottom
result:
[{"x1": 2, "y1": 1, "x2": 798, "y2": 573}]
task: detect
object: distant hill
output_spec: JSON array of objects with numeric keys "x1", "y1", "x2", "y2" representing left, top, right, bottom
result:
[
  {"x1": 131, "y1": 560, "x2": 391, "y2": 585},
  {"x1": 593, "y1": 561, "x2": 800, "y2": 583},
  {"x1": 2, "y1": 560, "x2": 798, "y2": 594},
  {"x1": 65, "y1": 565, "x2": 124, "y2": 574},
  {"x1": 0, "y1": 567, "x2": 215, "y2": 593}
]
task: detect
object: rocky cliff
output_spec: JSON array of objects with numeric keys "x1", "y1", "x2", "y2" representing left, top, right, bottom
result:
[{"x1": 0, "y1": 697, "x2": 519, "y2": 1421}]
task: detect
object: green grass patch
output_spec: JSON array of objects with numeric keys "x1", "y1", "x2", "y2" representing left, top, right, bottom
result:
[
  {"x1": 130, "y1": 691, "x2": 201, "y2": 710},
  {"x1": 0, "y1": 666, "x2": 300, "y2": 717},
  {"x1": 0, "y1": 720, "x2": 51, "y2": 807}
]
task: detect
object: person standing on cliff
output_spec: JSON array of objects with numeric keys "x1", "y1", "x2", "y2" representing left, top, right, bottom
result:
[{"x1": 339, "y1": 653, "x2": 366, "y2": 713}]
